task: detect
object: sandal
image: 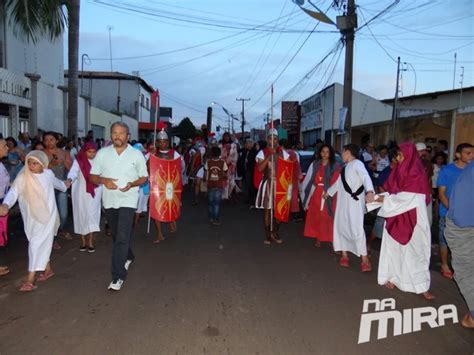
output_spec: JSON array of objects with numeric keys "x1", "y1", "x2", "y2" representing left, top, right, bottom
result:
[
  {"x1": 19, "y1": 282, "x2": 37, "y2": 292},
  {"x1": 440, "y1": 270, "x2": 454, "y2": 279},
  {"x1": 59, "y1": 232, "x2": 73, "y2": 240},
  {"x1": 361, "y1": 262, "x2": 372, "y2": 273},
  {"x1": 271, "y1": 233, "x2": 283, "y2": 244},
  {"x1": 339, "y1": 257, "x2": 349, "y2": 267},
  {"x1": 37, "y1": 271, "x2": 55, "y2": 282}
]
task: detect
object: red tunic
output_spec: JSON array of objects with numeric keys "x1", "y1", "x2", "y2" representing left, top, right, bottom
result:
[
  {"x1": 287, "y1": 150, "x2": 301, "y2": 213},
  {"x1": 304, "y1": 163, "x2": 340, "y2": 242}
]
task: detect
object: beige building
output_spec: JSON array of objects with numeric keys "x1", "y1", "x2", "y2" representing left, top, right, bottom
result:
[{"x1": 352, "y1": 87, "x2": 474, "y2": 160}]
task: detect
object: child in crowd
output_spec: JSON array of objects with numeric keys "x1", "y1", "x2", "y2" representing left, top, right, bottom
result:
[
  {"x1": 204, "y1": 146, "x2": 228, "y2": 226},
  {"x1": 0, "y1": 151, "x2": 70, "y2": 291},
  {"x1": 374, "y1": 145, "x2": 390, "y2": 179}
]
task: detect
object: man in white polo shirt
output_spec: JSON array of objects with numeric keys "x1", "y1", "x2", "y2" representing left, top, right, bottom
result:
[{"x1": 90, "y1": 122, "x2": 148, "y2": 291}]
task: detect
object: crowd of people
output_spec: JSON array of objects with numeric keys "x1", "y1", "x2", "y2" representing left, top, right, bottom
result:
[{"x1": 0, "y1": 123, "x2": 472, "y2": 329}]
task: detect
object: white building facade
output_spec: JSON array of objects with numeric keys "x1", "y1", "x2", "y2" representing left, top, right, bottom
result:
[
  {"x1": 300, "y1": 83, "x2": 392, "y2": 147},
  {"x1": 0, "y1": 3, "x2": 64, "y2": 138}
]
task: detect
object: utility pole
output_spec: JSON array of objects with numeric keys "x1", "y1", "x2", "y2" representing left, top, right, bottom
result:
[
  {"x1": 338, "y1": 0, "x2": 357, "y2": 150},
  {"x1": 107, "y1": 26, "x2": 113, "y2": 71},
  {"x1": 452, "y1": 52, "x2": 457, "y2": 90},
  {"x1": 236, "y1": 98, "x2": 250, "y2": 141},
  {"x1": 391, "y1": 56, "x2": 401, "y2": 141},
  {"x1": 459, "y1": 66, "x2": 465, "y2": 108}
]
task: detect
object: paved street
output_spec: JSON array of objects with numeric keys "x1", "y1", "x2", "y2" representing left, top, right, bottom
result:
[{"x1": 0, "y1": 192, "x2": 473, "y2": 355}]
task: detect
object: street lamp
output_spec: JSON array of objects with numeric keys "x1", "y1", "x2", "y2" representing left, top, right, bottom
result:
[{"x1": 211, "y1": 102, "x2": 240, "y2": 134}]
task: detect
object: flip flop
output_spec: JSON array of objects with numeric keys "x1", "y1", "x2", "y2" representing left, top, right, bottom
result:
[
  {"x1": 19, "y1": 282, "x2": 37, "y2": 292},
  {"x1": 37, "y1": 271, "x2": 55, "y2": 282}
]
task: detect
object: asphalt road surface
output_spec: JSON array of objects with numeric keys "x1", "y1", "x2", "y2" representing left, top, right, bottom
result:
[{"x1": 0, "y1": 193, "x2": 473, "y2": 355}]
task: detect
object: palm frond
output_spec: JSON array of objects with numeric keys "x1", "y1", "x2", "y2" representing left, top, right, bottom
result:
[{"x1": 5, "y1": 0, "x2": 67, "y2": 44}]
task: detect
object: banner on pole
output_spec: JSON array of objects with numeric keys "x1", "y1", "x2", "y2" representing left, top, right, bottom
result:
[
  {"x1": 149, "y1": 155, "x2": 182, "y2": 222},
  {"x1": 338, "y1": 106, "x2": 348, "y2": 134}
]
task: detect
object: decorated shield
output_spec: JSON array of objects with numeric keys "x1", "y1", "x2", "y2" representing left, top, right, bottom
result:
[
  {"x1": 274, "y1": 157, "x2": 294, "y2": 223},
  {"x1": 149, "y1": 155, "x2": 183, "y2": 222}
]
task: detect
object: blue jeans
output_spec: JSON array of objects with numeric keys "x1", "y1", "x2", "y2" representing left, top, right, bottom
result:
[
  {"x1": 55, "y1": 190, "x2": 68, "y2": 230},
  {"x1": 208, "y1": 188, "x2": 223, "y2": 221},
  {"x1": 438, "y1": 216, "x2": 448, "y2": 247}
]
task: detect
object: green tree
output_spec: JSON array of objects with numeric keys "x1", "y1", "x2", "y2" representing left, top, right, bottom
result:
[
  {"x1": 173, "y1": 117, "x2": 196, "y2": 141},
  {"x1": 6, "y1": 0, "x2": 80, "y2": 139}
]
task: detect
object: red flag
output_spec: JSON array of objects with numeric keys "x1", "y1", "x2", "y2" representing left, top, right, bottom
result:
[
  {"x1": 274, "y1": 157, "x2": 294, "y2": 223},
  {"x1": 149, "y1": 155, "x2": 182, "y2": 222}
]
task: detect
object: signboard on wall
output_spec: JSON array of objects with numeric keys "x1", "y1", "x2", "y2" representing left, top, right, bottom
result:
[{"x1": 281, "y1": 101, "x2": 300, "y2": 135}]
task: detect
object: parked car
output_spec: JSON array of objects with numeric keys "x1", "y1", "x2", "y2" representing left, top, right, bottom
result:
[
  {"x1": 296, "y1": 150, "x2": 343, "y2": 177},
  {"x1": 296, "y1": 151, "x2": 315, "y2": 176}
]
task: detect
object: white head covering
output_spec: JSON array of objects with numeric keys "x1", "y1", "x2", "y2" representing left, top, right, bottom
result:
[
  {"x1": 415, "y1": 142, "x2": 427, "y2": 151},
  {"x1": 267, "y1": 128, "x2": 278, "y2": 137},
  {"x1": 13, "y1": 150, "x2": 55, "y2": 225}
]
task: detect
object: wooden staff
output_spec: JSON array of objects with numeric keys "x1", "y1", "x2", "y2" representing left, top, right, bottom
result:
[{"x1": 270, "y1": 84, "x2": 274, "y2": 232}]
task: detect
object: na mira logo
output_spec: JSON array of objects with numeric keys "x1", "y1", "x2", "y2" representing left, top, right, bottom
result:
[{"x1": 358, "y1": 298, "x2": 458, "y2": 344}]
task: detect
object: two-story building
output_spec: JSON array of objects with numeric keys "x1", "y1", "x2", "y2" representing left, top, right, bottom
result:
[
  {"x1": 0, "y1": 2, "x2": 64, "y2": 139},
  {"x1": 66, "y1": 70, "x2": 156, "y2": 140}
]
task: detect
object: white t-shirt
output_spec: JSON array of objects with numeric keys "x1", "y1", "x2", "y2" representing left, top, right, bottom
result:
[
  {"x1": 362, "y1": 151, "x2": 373, "y2": 163},
  {"x1": 0, "y1": 163, "x2": 10, "y2": 199}
]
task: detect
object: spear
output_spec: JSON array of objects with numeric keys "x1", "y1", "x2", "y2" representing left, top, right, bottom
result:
[
  {"x1": 148, "y1": 89, "x2": 160, "y2": 234},
  {"x1": 270, "y1": 84, "x2": 274, "y2": 233}
]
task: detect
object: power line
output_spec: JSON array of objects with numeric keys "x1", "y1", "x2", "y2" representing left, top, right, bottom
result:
[
  {"x1": 249, "y1": 21, "x2": 324, "y2": 110},
  {"x1": 246, "y1": 40, "x2": 344, "y2": 125},
  {"x1": 89, "y1": 8, "x2": 302, "y2": 61},
  {"x1": 92, "y1": 0, "x2": 338, "y2": 34},
  {"x1": 237, "y1": 0, "x2": 291, "y2": 97},
  {"x1": 358, "y1": 8, "x2": 397, "y2": 63}
]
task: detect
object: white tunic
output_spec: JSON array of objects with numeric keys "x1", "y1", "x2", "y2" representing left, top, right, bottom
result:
[
  {"x1": 327, "y1": 159, "x2": 374, "y2": 256},
  {"x1": 3, "y1": 170, "x2": 66, "y2": 271},
  {"x1": 377, "y1": 192, "x2": 431, "y2": 294},
  {"x1": 68, "y1": 160, "x2": 103, "y2": 235}
]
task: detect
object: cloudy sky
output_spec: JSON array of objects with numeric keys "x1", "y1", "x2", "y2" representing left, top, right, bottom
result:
[{"x1": 72, "y1": 0, "x2": 473, "y2": 129}]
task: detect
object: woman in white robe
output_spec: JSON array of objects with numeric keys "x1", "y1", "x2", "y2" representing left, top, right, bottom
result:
[
  {"x1": 376, "y1": 143, "x2": 434, "y2": 300},
  {"x1": 0, "y1": 150, "x2": 69, "y2": 291},
  {"x1": 327, "y1": 144, "x2": 375, "y2": 271},
  {"x1": 67, "y1": 142, "x2": 102, "y2": 252}
]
